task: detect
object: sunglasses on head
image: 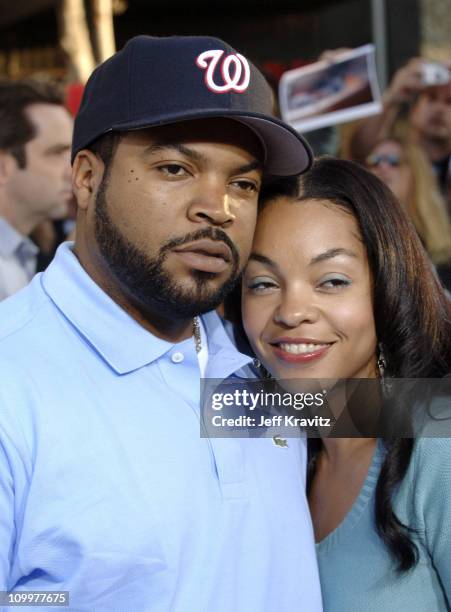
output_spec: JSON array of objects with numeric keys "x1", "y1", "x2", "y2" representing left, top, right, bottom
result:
[{"x1": 366, "y1": 153, "x2": 402, "y2": 168}]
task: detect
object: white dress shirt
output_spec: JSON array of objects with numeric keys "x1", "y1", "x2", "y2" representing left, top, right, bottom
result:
[{"x1": 0, "y1": 217, "x2": 38, "y2": 301}]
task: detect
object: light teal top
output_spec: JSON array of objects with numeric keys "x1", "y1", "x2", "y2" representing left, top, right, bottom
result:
[{"x1": 316, "y1": 438, "x2": 451, "y2": 611}]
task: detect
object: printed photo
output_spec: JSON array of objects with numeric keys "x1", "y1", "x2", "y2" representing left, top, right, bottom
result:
[{"x1": 278, "y1": 44, "x2": 382, "y2": 132}]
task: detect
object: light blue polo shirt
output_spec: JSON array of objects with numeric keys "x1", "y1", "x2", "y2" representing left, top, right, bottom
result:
[{"x1": 0, "y1": 243, "x2": 322, "y2": 611}]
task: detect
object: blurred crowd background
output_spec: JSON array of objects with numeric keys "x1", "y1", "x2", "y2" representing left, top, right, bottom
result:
[{"x1": 0, "y1": 0, "x2": 449, "y2": 297}]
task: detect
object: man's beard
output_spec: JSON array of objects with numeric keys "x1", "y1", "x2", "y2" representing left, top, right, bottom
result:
[{"x1": 94, "y1": 178, "x2": 241, "y2": 320}]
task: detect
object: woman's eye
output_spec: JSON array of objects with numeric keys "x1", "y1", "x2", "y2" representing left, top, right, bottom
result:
[
  {"x1": 319, "y1": 276, "x2": 351, "y2": 290},
  {"x1": 158, "y1": 164, "x2": 188, "y2": 177},
  {"x1": 247, "y1": 277, "x2": 278, "y2": 293}
]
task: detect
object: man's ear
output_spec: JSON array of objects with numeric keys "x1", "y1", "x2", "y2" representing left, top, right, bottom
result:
[
  {"x1": 72, "y1": 150, "x2": 106, "y2": 211},
  {"x1": 0, "y1": 150, "x2": 18, "y2": 186}
]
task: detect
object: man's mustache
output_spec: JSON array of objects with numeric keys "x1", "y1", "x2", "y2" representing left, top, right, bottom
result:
[{"x1": 160, "y1": 228, "x2": 240, "y2": 267}]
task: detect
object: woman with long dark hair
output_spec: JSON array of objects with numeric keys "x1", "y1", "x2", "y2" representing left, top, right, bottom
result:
[{"x1": 241, "y1": 157, "x2": 451, "y2": 610}]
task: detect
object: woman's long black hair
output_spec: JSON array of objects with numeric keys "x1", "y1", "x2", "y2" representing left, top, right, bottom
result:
[{"x1": 295, "y1": 157, "x2": 451, "y2": 572}]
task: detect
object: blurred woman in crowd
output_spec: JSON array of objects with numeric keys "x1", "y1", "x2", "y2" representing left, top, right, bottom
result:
[
  {"x1": 365, "y1": 135, "x2": 451, "y2": 290},
  {"x1": 242, "y1": 157, "x2": 451, "y2": 611}
]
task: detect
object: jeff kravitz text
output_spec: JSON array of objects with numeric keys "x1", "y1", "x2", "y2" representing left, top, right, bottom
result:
[{"x1": 211, "y1": 414, "x2": 332, "y2": 428}]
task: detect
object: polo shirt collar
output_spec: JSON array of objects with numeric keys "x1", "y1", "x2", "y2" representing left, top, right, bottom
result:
[
  {"x1": 43, "y1": 243, "x2": 176, "y2": 374},
  {"x1": 201, "y1": 310, "x2": 252, "y2": 379},
  {"x1": 42, "y1": 243, "x2": 252, "y2": 377}
]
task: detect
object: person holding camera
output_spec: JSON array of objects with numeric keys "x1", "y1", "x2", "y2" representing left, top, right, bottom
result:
[{"x1": 349, "y1": 57, "x2": 451, "y2": 209}]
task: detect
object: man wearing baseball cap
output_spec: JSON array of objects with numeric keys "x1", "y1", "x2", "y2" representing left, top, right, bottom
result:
[{"x1": 0, "y1": 36, "x2": 322, "y2": 610}]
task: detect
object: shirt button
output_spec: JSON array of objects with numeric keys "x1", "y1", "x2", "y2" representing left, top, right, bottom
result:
[{"x1": 171, "y1": 352, "x2": 184, "y2": 363}]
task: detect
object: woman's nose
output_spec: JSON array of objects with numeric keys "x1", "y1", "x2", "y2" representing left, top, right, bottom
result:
[{"x1": 273, "y1": 288, "x2": 319, "y2": 328}]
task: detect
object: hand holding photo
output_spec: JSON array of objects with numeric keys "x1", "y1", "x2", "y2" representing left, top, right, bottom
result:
[{"x1": 278, "y1": 44, "x2": 382, "y2": 133}]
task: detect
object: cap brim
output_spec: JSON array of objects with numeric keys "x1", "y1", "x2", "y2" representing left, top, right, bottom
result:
[
  {"x1": 231, "y1": 116, "x2": 313, "y2": 176},
  {"x1": 111, "y1": 110, "x2": 313, "y2": 176}
]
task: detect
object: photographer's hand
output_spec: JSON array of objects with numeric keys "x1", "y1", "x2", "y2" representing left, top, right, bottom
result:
[
  {"x1": 382, "y1": 57, "x2": 426, "y2": 107},
  {"x1": 348, "y1": 57, "x2": 433, "y2": 160}
]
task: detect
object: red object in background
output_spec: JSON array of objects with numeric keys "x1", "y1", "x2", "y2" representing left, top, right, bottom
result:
[
  {"x1": 261, "y1": 59, "x2": 311, "y2": 86},
  {"x1": 289, "y1": 59, "x2": 311, "y2": 70},
  {"x1": 65, "y1": 83, "x2": 84, "y2": 117},
  {"x1": 262, "y1": 61, "x2": 287, "y2": 82}
]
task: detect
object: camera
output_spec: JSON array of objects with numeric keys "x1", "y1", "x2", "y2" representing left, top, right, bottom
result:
[{"x1": 421, "y1": 62, "x2": 450, "y2": 87}]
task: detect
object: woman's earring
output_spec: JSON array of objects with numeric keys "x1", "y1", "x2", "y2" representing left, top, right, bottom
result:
[
  {"x1": 253, "y1": 358, "x2": 273, "y2": 380},
  {"x1": 377, "y1": 343, "x2": 386, "y2": 378},
  {"x1": 377, "y1": 343, "x2": 392, "y2": 395}
]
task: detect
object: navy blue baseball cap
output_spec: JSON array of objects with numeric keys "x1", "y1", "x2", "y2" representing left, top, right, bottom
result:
[{"x1": 72, "y1": 35, "x2": 313, "y2": 176}]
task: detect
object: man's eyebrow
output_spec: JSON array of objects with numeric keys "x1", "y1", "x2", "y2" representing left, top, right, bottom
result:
[
  {"x1": 310, "y1": 248, "x2": 358, "y2": 265},
  {"x1": 44, "y1": 144, "x2": 71, "y2": 155},
  {"x1": 235, "y1": 160, "x2": 263, "y2": 174},
  {"x1": 142, "y1": 142, "x2": 205, "y2": 162},
  {"x1": 142, "y1": 143, "x2": 262, "y2": 173}
]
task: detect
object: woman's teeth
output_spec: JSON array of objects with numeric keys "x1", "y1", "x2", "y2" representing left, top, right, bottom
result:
[{"x1": 278, "y1": 343, "x2": 329, "y2": 354}]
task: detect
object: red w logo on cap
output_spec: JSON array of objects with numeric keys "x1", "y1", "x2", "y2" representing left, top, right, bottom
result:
[{"x1": 196, "y1": 50, "x2": 250, "y2": 93}]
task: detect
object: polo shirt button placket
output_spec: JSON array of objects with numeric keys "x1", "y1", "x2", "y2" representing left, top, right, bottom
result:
[{"x1": 171, "y1": 352, "x2": 184, "y2": 364}]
